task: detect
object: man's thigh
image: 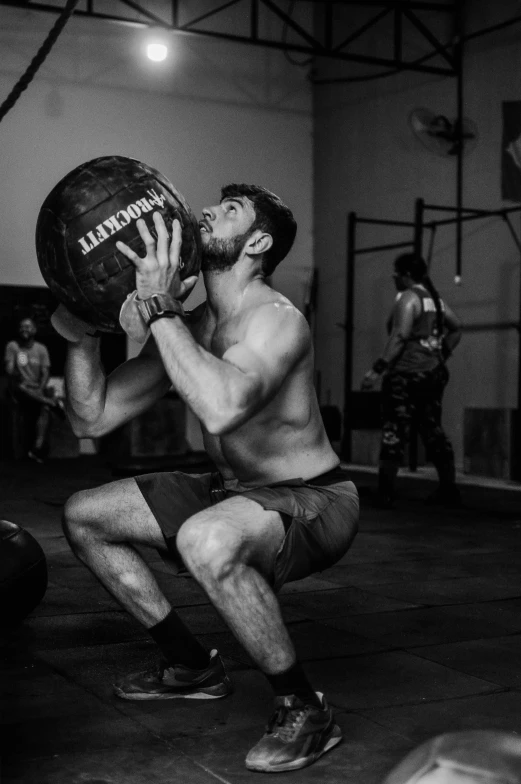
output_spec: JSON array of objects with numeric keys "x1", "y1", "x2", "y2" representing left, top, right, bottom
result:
[
  {"x1": 136, "y1": 471, "x2": 216, "y2": 557},
  {"x1": 70, "y1": 476, "x2": 169, "y2": 551}
]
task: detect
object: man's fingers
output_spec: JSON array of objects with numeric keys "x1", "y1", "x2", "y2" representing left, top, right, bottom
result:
[
  {"x1": 136, "y1": 217, "x2": 156, "y2": 250},
  {"x1": 154, "y1": 212, "x2": 169, "y2": 260},
  {"x1": 178, "y1": 275, "x2": 199, "y2": 302},
  {"x1": 169, "y1": 219, "x2": 183, "y2": 267},
  {"x1": 116, "y1": 239, "x2": 142, "y2": 266}
]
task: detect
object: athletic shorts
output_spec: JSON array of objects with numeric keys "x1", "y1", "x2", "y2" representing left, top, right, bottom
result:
[{"x1": 135, "y1": 465, "x2": 359, "y2": 592}]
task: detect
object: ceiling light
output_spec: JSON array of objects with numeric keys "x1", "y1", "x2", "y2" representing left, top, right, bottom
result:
[{"x1": 146, "y1": 42, "x2": 168, "y2": 62}]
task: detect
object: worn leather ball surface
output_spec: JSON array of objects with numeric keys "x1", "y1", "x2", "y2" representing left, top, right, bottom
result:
[{"x1": 36, "y1": 155, "x2": 202, "y2": 332}]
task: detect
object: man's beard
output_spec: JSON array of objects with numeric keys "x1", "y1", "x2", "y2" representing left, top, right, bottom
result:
[{"x1": 200, "y1": 231, "x2": 251, "y2": 272}]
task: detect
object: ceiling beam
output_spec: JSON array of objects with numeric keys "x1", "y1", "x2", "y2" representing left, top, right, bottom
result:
[{"x1": 0, "y1": 0, "x2": 458, "y2": 74}]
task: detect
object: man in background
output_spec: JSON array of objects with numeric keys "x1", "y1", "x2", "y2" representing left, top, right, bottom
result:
[{"x1": 4, "y1": 316, "x2": 62, "y2": 462}]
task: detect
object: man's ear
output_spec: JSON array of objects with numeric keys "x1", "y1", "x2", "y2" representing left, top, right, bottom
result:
[{"x1": 245, "y1": 230, "x2": 273, "y2": 257}]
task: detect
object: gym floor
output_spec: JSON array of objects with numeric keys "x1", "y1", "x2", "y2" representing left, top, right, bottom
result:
[{"x1": 2, "y1": 456, "x2": 521, "y2": 784}]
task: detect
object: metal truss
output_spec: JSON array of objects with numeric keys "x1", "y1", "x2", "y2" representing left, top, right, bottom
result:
[{"x1": 0, "y1": 0, "x2": 458, "y2": 74}]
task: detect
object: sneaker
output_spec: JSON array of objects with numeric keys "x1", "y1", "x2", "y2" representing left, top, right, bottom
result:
[
  {"x1": 28, "y1": 448, "x2": 44, "y2": 464},
  {"x1": 113, "y1": 649, "x2": 232, "y2": 701},
  {"x1": 245, "y1": 692, "x2": 342, "y2": 773}
]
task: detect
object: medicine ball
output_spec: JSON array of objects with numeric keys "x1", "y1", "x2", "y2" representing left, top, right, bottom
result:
[
  {"x1": 0, "y1": 519, "x2": 48, "y2": 626},
  {"x1": 383, "y1": 731, "x2": 521, "y2": 784},
  {"x1": 36, "y1": 155, "x2": 202, "y2": 332}
]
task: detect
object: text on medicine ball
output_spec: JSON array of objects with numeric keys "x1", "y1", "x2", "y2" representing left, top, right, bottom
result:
[{"x1": 77, "y1": 189, "x2": 167, "y2": 256}]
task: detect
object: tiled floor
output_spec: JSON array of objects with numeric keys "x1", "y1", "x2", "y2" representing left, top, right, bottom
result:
[{"x1": 2, "y1": 456, "x2": 521, "y2": 783}]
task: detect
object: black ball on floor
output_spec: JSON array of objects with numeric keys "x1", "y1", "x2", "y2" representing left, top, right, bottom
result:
[
  {"x1": 36, "y1": 155, "x2": 202, "y2": 333},
  {"x1": 0, "y1": 519, "x2": 47, "y2": 626}
]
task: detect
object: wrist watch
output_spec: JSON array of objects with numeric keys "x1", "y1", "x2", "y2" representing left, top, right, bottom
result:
[{"x1": 136, "y1": 293, "x2": 185, "y2": 326}]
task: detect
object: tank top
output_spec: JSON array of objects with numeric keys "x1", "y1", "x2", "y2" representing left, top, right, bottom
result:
[{"x1": 391, "y1": 285, "x2": 444, "y2": 373}]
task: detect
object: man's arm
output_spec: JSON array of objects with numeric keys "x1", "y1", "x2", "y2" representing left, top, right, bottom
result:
[
  {"x1": 40, "y1": 367, "x2": 50, "y2": 391},
  {"x1": 39, "y1": 346, "x2": 51, "y2": 392},
  {"x1": 65, "y1": 334, "x2": 171, "y2": 437},
  {"x1": 114, "y1": 212, "x2": 306, "y2": 434},
  {"x1": 51, "y1": 304, "x2": 172, "y2": 436},
  {"x1": 150, "y1": 302, "x2": 308, "y2": 436},
  {"x1": 4, "y1": 342, "x2": 17, "y2": 378}
]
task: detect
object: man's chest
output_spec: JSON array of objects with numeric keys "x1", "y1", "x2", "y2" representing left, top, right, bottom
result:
[{"x1": 15, "y1": 347, "x2": 41, "y2": 370}]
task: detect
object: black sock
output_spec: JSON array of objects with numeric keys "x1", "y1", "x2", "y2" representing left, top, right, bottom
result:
[
  {"x1": 265, "y1": 661, "x2": 321, "y2": 707},
  {"x1": 148, "y1": 608, "x2": 211, "y2": 670}
]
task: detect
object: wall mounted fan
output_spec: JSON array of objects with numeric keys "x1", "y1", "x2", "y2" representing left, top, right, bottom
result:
[{"x1": 409, "y1": 107, "x2": 478, "y2": 156}]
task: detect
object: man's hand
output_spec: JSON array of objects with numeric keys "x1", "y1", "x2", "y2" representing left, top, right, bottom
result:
[
  {"x1": 361, "y1": 369, "x2": 380, "y2": 391},
  {"x1": 51, "y1": 304, "x2": 98, "y2": 344},
  {"x1": 116, "y1": 213, "x2": 198, "y2": 302}
]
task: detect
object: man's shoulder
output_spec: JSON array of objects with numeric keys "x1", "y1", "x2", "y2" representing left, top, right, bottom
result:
[
  {"x1": 248, "y1": 284, "x2": 300, "y2": 313},
  {"x1": 243, "y1": 294, "x2": 310, "y2": 358},
  {"x1": 248, "y1": 293, "x2": 306, "y2": 330}
]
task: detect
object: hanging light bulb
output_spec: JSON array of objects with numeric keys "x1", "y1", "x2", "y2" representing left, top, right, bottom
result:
[
  {"x1": 143, "y1": 27, "x2": 170, "y2": 62},
  {"x1": 147, "y1": 42, "x2": 168, "y2": 62}
]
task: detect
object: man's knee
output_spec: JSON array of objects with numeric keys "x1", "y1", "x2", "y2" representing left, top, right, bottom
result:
[
  {"x1": 177, "y1": 516, "x2": 240, "y2": 581},
  {"x1": 62, "y1": 490, "x2": 101, "y2": 550}
]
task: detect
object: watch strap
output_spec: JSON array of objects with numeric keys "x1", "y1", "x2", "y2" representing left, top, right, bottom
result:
[{"x1": 136, "y1": 293, "x2": 185, "y2": 326}]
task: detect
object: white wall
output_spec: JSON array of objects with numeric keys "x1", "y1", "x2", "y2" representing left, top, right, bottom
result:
[
  {"x1": 0, "y1": 6, "x2": 313, "y2": 319},
  {"x1": 313, "y1": 2, "x2": 521, "y2": 468}
]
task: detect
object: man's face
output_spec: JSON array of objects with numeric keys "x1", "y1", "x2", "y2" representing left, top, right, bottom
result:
[
  {"x1": 18, "y1": 319, "x2": 36, "y2": 342},
  {"x1": 199, "y1": 196, "x2": 257, "y2": 272}
]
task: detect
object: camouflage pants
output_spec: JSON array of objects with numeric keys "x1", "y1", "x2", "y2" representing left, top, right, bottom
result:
[{"x1": 380, "y1": 364, "x2": 454, "y2": 465}]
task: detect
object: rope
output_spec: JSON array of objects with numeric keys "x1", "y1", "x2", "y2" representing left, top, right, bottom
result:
[{"x1": 0, "y1": 0, "x2": 80, "y2": 124}]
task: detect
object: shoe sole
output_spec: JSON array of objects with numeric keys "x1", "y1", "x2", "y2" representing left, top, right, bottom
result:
[
  {"x1": 113, "y1": 684, "x2": 232, "y2": 701},
  {"x1": 245, "y1": 725, "x2": 342, "y2": 773}
]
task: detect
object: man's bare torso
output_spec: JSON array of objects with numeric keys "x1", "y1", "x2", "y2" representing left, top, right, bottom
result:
[{"x1": 187, "y1": 284, "x2": 338, "y2": 488}]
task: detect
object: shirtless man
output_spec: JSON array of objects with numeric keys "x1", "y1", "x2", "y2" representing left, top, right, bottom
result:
[{"x1": 54, "y1": 184, "x2": 359, "y2": 773}]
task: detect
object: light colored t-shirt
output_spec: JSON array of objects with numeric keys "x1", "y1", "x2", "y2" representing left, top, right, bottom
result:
[{"x1": 4, "y1": 340, "x2": 50, "y2": 390}]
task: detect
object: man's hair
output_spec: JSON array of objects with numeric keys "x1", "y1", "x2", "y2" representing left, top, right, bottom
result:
[{"x1": 221, "y1": 184, "x2": 297, "y2": 276}]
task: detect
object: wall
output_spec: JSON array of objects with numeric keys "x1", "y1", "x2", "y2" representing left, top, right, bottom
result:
[
  {"x1": 313, "y1": 2, "x2": 521, "y2": 469},
  {"x1": 0, "y1": 5, "x2": 313, "y2": 323}
]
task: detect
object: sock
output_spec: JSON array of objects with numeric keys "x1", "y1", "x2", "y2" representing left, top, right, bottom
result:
[
  {"x1": 265, "y1": 661, "x2": 322, "y2": 707},
  {"x1": 148, "y1": 608, "x2": 211, "y2": 670}
]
